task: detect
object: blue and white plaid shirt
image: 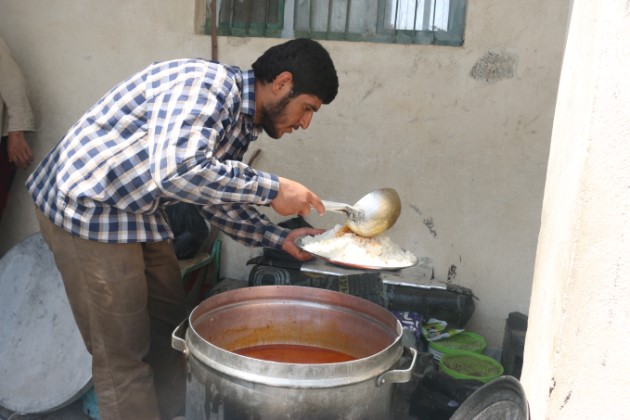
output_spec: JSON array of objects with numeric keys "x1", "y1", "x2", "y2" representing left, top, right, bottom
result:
[{"x1": 26, "y1": 59, "x2": 289, "y2": 248}]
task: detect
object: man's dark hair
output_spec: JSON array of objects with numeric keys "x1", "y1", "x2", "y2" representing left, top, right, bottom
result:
[{"x1": 252, "y1": 38, "x2": 338, "y2": 104}]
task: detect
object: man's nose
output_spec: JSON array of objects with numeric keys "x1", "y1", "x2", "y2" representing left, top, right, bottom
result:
[{"x1": 299, "y1": 112, "x2": 313, "y2": 129}]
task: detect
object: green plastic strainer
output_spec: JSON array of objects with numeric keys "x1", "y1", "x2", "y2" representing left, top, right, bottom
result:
[
  {"x1": 428, "y1": 331, "x2": 487, "y2": 360},
  {"x1": 439, "y1": 350, "x2": 504, "y2": 383}
]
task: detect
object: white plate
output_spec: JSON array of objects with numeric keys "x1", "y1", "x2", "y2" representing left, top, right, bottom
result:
[{"x1": 295, "y1": 237, "x2": 418, "y2": 271}]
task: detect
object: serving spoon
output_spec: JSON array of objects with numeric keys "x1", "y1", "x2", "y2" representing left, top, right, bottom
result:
[{"x1": 321, "y1": 188, "x2": 402, "y2": 237}]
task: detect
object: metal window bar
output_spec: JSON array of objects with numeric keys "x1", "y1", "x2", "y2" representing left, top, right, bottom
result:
[
  {"x1": 326, "y1": 0, "x2": 338, "y2": 40},
  {"x1": 228, "y1": 0, "x2": 235, "y2": 36},
  {"x1": 244, "y1": 0, "x2": 252, "y2": 35},
  {"x1": 427, "y1": 0, "x2": 436, "y2": 43},
  {"x1": 309, "y1": 0, "x2": 314, "y2": 36},
  {"x1": 428, "y1": 0, "x2": 437, "y2": 32},
  {"x1": 344, "y1": 0, "x2": 352, "y2": 40},
  {"x1": 263, "y1": 0, "x2": 269, "y2": 37},
  {"x1": 430, "y1": 0, "x2": 437, "y2": 43},
  {"x1": 412, "y1": 0, "x2": 420, "y2": 43},
  {"x1": 392, "y1": 0, "x2": 400, "y2": 42}
]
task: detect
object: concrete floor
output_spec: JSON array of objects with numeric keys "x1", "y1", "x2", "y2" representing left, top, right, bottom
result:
[
  {"x1": 0, "y1": 382, "x2": 420, "y2": 420},
  {"x1": 0, "y1": 399, "x2": 91, "y2": 420},
  {"x1": 0, "y1": 354, "x2": 429, "y2": 420}
]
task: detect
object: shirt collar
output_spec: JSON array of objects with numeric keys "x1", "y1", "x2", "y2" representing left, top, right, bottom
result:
[{"x1": 241, "y1": 69, "x2": 256, "y2": 119}]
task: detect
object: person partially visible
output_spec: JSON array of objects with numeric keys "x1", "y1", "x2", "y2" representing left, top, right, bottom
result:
[{"x1": 0, "y1": 35, "x2": 35, "y2": 222}]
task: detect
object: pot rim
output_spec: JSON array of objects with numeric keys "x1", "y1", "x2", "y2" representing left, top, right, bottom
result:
[{"x1": 184, "y1": 286, "x2": 405, "y2": 388}]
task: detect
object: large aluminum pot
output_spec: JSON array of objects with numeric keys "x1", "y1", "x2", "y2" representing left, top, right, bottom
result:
[{"x1": 172, "y1": 285, "x2": 417, "y2": 420}]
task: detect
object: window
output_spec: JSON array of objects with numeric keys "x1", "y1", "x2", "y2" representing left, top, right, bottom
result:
[
  {"x1": 208, "y1": 0, "x2": 467, "y2": 46},
  {"x1": 217, "y1": 0, "x2": 284, "y2": 37}
]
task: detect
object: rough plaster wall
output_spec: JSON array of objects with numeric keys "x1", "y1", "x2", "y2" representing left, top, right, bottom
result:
[
  {"x1": 0, "y1": 0, "x2": 569, "y2": 348},
  {"x1": 522, "y1": 0, "x2": 630, "y2": 418},
  {"x1": 470, "y1": 51, "x2": 517, "y2": 83}
]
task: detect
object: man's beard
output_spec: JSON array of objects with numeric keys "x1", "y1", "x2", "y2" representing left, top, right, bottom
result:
[{"x1": 259, "y1": 93, "x2": 292, "y2": 139}]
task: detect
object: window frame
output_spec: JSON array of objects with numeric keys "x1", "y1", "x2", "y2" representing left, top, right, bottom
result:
[{"x1": 207, "y1": 0, "x2": 467, "y2": 47}]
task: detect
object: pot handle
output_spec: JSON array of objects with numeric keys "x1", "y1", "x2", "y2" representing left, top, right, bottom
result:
[
  {"x1": 376, "y1": 346, "x2": 418, "y2": 387},
  {"x1": 171, "y1": 318, "x2": 189, "y2": 355}
]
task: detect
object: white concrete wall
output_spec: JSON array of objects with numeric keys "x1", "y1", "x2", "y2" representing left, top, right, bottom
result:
[
  {"x1": 0, "y1": 0, "x2": 570, "y2": 349},
  {"x1": 521, "y1": 0, "x2": 630, "y2": 418}
]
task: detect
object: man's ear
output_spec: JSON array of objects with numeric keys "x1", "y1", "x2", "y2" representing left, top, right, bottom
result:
[{"x1": 272, "y1": 71, "x2": 293, "y2": 95}]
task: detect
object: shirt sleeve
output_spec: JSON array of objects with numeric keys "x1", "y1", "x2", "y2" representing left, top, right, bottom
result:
[
  {"x1": 147, "y1": 64, "x2": 278, "y2": 206},
  {"x1": 0, "y1": 37, "x2": 35, "y2": 135},
  {"x1": 200, "y1": 203, "x2": 289, "y2": 249}
]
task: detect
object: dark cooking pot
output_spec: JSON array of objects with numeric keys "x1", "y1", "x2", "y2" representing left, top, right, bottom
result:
[{"x1": 172, "y1": 285, "x2": 417, "y2": 420}]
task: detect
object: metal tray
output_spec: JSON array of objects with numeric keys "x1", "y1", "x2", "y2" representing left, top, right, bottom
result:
[
  {"x1": 296, "y1": 237, "x2": 418, "y2": 271},
  {"x1": 0, "y1": 233, "x2": 92, "y2": 413}
]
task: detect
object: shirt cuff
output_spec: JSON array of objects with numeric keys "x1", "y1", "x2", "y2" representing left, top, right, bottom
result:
[
  {"x1": 262, "y1": 223, "x2": 289, "y2": 249},
  {"x1": 255, "y1": 172, "x2": 280, "y2": 203}
]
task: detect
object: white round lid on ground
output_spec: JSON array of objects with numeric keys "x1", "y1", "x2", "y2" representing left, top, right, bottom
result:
[{"x1": 0, "y1": 233, "x2": 92, "y2": 413}]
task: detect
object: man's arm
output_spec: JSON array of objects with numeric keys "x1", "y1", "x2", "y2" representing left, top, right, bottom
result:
[
  {"x1": 0, "y1": 37, "x2": 35, "y2": 168},
  {"x1": 200, "y1": 202, "x2": 323, "y2": 260}
]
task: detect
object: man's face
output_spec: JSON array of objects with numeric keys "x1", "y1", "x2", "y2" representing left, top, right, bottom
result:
[{"x1": 259, "y1": 91, "x2": 322, "y2": 139}]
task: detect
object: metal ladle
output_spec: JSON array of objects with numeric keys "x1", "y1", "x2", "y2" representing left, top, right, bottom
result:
[{"x1": 321, "y1": 188, "x2": 402, "y2": 237}]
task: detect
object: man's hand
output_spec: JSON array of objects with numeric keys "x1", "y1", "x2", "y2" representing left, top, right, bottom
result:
[
  {"x1": 282, "y1": 227, "x2": 326, "y2": 261},
  {"x1": 271, "y1": 177, "x2": 325, "y2": 217},
  {"x1": 7, "y1": 131, "x2": 33, "y2": 169}
]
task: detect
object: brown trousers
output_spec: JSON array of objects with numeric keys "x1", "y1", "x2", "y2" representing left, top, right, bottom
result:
[{"x1": 36, "y1": 209, "x2": 187, "y2": 420}]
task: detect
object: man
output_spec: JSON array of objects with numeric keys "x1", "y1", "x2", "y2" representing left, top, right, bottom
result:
[
  {"x1": 0, "y1": 36, "x2": 35, "y2": 222},
  {"x1": 26, "y1": 38, "x2": 338, "y2": 420}
]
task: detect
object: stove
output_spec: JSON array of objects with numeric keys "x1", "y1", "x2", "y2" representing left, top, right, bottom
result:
[{"x1": 247, "y1": 248, "x2": 476, "y2": 328}]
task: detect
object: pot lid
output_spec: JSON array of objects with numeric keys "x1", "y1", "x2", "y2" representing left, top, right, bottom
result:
[
  {"x1": 450, "y1": 375, "x2": 529, "y2": 420},
  {"x1": 0, "y1": 233, "x2": 92, "y2": 413}
]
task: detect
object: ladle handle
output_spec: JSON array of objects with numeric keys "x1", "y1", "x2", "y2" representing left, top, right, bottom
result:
[{"x1": 321, "y1": 200, "x2": 359, "y2": 217}]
